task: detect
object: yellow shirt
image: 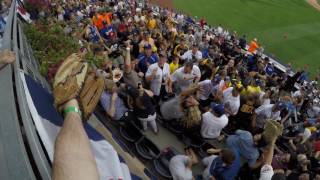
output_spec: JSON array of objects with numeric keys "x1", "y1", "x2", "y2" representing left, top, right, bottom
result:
[
  {"x1": 148, "y1": 18, "x2": 157, "y2": 30},
  {"x1": 241, "y1": 86, "x2": 261, "y2": 96},
  {"x1": 170, "y1": 62, "x2": 179, "y2": 74},
  {"x1": 139, "y1": 38, "x2": 156, "y2": 53}
]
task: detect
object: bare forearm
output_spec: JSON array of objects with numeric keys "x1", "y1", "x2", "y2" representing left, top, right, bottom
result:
[
  {"x1": 265, "y1": 142, "x2": 276, "y2": 165},
  {"x1": 107, "y1": 100, "x2": 116, "y2": 118},
  {"x1": 124, "y1": 48, "x2": 131, "y2": 67},
  {"x1": 53, "y1": 113, "x2": 99, "y2": 180}
]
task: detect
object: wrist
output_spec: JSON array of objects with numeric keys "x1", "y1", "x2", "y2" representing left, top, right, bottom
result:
[{"x1": 64, "y1": 106, "x2": 81, "y2": 117}]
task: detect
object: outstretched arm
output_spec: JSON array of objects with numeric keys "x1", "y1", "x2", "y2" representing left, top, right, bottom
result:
[
  {"x1": 52, "y1": 100, "x2": 99, "y2": 180},
  {"x1": 124, "y1": 46, "x2": 132, "y2": 74}
]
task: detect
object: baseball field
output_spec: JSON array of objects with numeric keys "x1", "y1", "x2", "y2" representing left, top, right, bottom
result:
[{"x1": 154, "y1": 0, "x2": 320, "y2": 77}]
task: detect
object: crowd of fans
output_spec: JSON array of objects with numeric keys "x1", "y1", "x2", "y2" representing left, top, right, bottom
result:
[{"x1": 27, "y1": 0, "x2": 320, "y2": 179}]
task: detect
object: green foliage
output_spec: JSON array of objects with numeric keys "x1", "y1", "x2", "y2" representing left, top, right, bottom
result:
[
  {"x1": 84, "y1": 51, "x2": 106, "y2": 68},
  {"x1": 24, "y1": 21, "x2": 80, "y2": 75}
]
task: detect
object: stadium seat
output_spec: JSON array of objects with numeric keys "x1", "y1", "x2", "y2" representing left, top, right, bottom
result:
[
  {"x1": 166, "y1": 120, "x2": 184, "y2": 136},
  {"x1": 135, "y1": 137, "x2": 161, "y2": 160},
  {"x1": 120, "y1": 122, "x2": 144, "y2": 143},
  {"x1": 182, "y1": 133, "x2": 206, "y2": 149},
  {"x1": 198, "y1": 142, "x2": 217, "y2": 158},
  {"x1": 153, "y1": 147, "x2": 181, "y2": 179}
]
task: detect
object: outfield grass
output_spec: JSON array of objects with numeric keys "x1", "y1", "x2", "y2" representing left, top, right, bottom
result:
[{"x1": 174, "y1": 0, "x2": 320, "y2": 78}]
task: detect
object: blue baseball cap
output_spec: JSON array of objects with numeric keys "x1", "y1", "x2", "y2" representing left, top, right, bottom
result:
[
  {"x1": 210, "y1": 103, "x2": 225, "y2": 117},
  {"x1": 275, "y1": 101, "x2": 287, "y2": 110},
  {"x1": 212, "y1": 76, "x2": 222, "y2": 85},
  {"x1": 255, "y1": 79, "x2": 261, "y2": 86},
  {"x1": 144, "y1": 44, "x2": 152, "y2": 49}
]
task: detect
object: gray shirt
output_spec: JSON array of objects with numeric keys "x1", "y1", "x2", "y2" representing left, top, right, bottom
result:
[
  {"x1": 169, "y1": 155, "x2": 193, "y2": 180},
  {"x1": 100, "y1": 91, "x2": 128, "y2": 120},
  {"x1": 160, "y1": 96, "x2": 184, "y2": 120}
]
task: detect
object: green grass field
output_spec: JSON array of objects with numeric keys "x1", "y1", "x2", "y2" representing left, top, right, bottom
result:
[{"x1": 174, "y1": 0, "x2": 320, "y2": 77}]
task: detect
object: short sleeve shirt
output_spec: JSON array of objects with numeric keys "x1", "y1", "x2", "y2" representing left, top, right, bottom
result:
[
  {"x1": 255, "y1": 104, "x2": 281, "y2": 128},
  {"x1": 145, "y1": 63, "x2": 171, "y2": 96},
  {"x1": 169, "y1": 155, "x2": 193, "y2": 180},
  {"x1": 223, "y1": 87, "x2": 240, "y2": 116},
  {"x1": 100, "y1": 91, "x2": 128, "y2": 120},
  {"x1": 172, "y1": 65, "x2": 201, "y2": 91}
]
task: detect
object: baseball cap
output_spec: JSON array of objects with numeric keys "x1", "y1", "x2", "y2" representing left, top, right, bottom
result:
[
  {"x1": 127, "y1": 85, "x2": 140, "y2": 98},
  {"x1": 212, "y1": 76, "x2": 222, "y2": 85},
  {"x1": 184, "y1": 61, "x2": 194, "y2": 68},
  {"x1": 144, "y1": 44, "x2": 152, "y2": 49},
  {"x1": 192, "y1": 43, "x2": 198, "y2": 47},
  {"x1": 255, "y1": 79, "x2": 261, "y2": 86},
  {"x1": 210, "y1": 103, "x2": 225, "y2": 117},
  {"x1": 275, "y1": 101, "x2": 287, "y2": 110},
  {"x1": 159, "y1": 51, "x2": 167, "y2": 58}
]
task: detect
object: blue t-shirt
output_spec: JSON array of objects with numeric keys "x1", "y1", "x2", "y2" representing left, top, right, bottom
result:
[
  {"x1": 88, "y1": 25, "x2": 100, "y2": 43},
  {"x1": 265, "y1": 64, "x2": 275, "y2": 76},
  {"x1": 209, "y1": 150, "x2": 241, "y2": 180},
  {"x1": 100, "y1": 91, "x2": 128, "y2": 120},
  {"x1": 226, "y1": 130, "x2": 259, "y2": 167},
  {"x1": 202, "y1": 49, "x2": 210, "y2": 59},
  {"x1": 137, "y1": 53, "x2": 158, "y2": 73}
]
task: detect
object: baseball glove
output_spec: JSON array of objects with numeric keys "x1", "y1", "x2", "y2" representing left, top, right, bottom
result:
[{"x1": 53, "y1": 53, "x2": 105, "y2": 120}]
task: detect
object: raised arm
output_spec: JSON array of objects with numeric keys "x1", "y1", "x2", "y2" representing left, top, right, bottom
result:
[
  {"x1": 124, "y1": 46, "x2": 132, "y2": 74},
  {"x1": 180, "y1": 84, "x2": 200, "y2": 98},
  {"x1": 106, "y1": 93, "x2": 117, "y2": 119}
]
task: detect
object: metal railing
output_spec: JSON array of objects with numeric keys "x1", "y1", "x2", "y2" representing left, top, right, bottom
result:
[{"x1": 0, "y1": 1, "x2": 51, "y2": 179}]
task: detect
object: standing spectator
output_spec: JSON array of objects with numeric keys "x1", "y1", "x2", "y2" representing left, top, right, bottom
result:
[
  {"x1": 226, "y1": 130, "x2": 267, "y2": 169},
  {"x1": 173, "y1": 37, "x2": 189, "y2": 57},
  {"x1": 202, "y1": 149, "x2": 241, "y2": 180},
  {"x1": 201, "y1": 103, "x2": 228, "y2": 140},
  {"x1": 145, "y1": 52, "x2": 172, "y2": 102},
  {"x1": 239, "y1": 35, "x2": 247, "y2": 49},
  {"x1": 169, "y1": 148, "x2": 198, "y2": 180},
  {"x1": 160, "y1": 85, "x2": 200, "y2": 121},
  {"x1": 252, "y1": 101, "x2": 286, "y2": 130},
  {"x1": 248, "y1": 38, "x2": 259, "y2": 53},
  {"x1": 222, "y1": 86, "x2": 241, "y2": 117},
  {"x1": 169, "y1": 55, "x2": 180, "y2": 74},
  {"x1": 137, "y1": 44, "x2": 158, "y2": 74},
  {"x1": 181, "y1": 43, "x2": 202, "y2": 63},
  {"x1": 198, "y1": 76, "x2": 222, "y2": 108},
  {"x1": 127, "y1": 85, "x2": 158, "y2": 134},
  {"x1": 171, "y1": 61, "x2": 201, "y2": 92},
  {"x1": 100, "y1": 80, "x2": 129, "y2": 121}
]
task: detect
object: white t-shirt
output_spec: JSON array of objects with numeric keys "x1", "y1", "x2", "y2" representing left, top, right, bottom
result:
[
  {"x1": 145, "y1": 63, "x2": 170, "y2": 96},
  {"x1": 172, "y1": 65, "x2": 201, "y2": 91},
  {"x1": 259, "y1": 92, "x2": 271, "y2": 105},
  {"x1": 177, "y1": 14, "x2": 184, "y2": 24},
  {"x1": 199, "y1": 80, "x2": 215, "y2": 100},
  {"x1": 181, "y1": 50, "x2": 203, "y2": 62},
  {"x1": 223, "y1": 87, "x2": 240, "y2": 116},
  {"x1": 259, "y1": 164, "x2": 274, "y2": 180},
  {"x1": 255, "y1": 104, "x2": 281, "y2": 128},
  {"x1": 169, "y1": 155, "x2": 193, "y2": 180},
  {"x1": 201, "y1": 112, "x2": 229, "y2": 139},
  {"x1": 202, "y1": 155, "x2": 218, "y2": 180}
]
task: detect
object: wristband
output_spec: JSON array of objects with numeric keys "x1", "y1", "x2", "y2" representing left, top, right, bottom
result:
[{"x1": 64, "y1": 106, "x2": 81, "y2": 117}]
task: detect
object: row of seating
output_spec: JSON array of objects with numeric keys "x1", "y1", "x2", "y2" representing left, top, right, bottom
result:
[{"x1": 95, "y1": 101, "x2": 217, "y2": 179}]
